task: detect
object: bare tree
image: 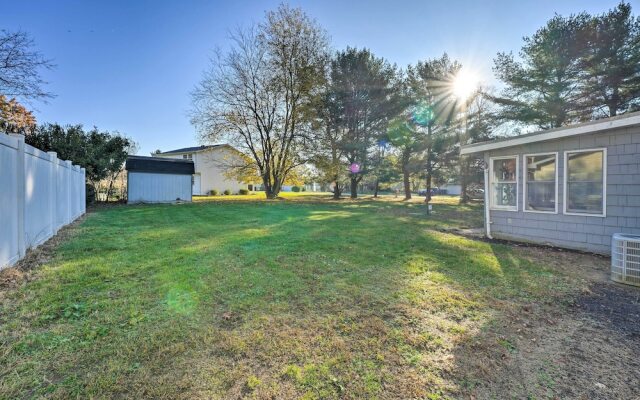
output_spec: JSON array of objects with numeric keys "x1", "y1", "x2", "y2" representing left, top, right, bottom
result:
[
  {"x1": 0, "y1": 30, "x2": 54, "y2": 101},
  {"x1": 191, "y1": 5, "x2": 329, "y2": 199}
]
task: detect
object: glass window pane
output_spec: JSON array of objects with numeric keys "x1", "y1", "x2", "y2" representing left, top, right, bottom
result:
[
  {"x1": 566, "y1": 151, "x2": 604, "y2": 214},
  {"x1": 526, "y1": 154, "x2": 556, "y2": 211},
  {"x1": 567, "y1": 151, "x2": 602, "y2": 182},
  {"x1": 526, "y1": 155, "x2": 555, "y2": 182},
  {"x1": 492, "y1": 158, "x2": 516, "y2": 182},
  {"x1": 492, "y1": 183, "x2": 517, "y2": 207},
  {"x1": 567, "y1": 182, "x2": 603, "y2": 214}
]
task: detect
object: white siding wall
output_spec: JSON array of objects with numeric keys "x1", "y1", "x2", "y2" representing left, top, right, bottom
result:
[
  {"x1": 127, "y1": 172, "x2": 192, "y2": 203},
  {"x1": 157, "y1": 147, "x2": 247, "y2": 194},
  {"x1": 484, "y1": 126, "x2": 640, "y2": 254},
  {"x1": 1, "y1": 134, "x2": 86, "y2": 270}
]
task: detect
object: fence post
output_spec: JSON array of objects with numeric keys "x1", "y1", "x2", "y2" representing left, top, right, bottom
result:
[
  {"x1": 81, "y1": 168, "x2": 86, "y2": 214},
  {"x1": 48, "y1": 152, "x2": 58, "y2": 234},
  {"x1": 65, "y1": 160, "x2": 72, "y2": 224},
  {"x1": 10, "y1": 134, "x2": 26, "y2": 258}
]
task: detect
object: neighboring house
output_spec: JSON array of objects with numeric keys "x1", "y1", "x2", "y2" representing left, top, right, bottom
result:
[
  {"x1": 440, "y1": 183, "x2": 462, "y2": 196},
  {"x1": 154, "y1": 145, "x2": 249, "y2": 195},
  {"x1": 460, "y1": 111, "x2": 640, "y2": 255},
  {"x1": 126, "y1": 156, "x2": 194, "y2": 204}
]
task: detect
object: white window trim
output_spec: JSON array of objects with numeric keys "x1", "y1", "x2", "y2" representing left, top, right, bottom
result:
[
  {"x1": 489, "y1": 155, "x2": 519, "y2": 212},
  {"x1": 523, "y1": 152, "x2": 559, "y2": 214},
  {"x1": 563, "y1": 148, "x2": 607, "y2": 217}
]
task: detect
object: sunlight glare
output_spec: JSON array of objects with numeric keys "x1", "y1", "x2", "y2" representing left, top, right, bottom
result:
[{"x1": 452, "y1": 68, "x2": 480, "y2": 100}]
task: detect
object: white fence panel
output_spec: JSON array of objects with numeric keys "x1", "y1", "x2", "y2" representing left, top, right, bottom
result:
[
  {"x1": 1, "y1": 134, "x2": 86, "y2": 269},
  {"x1": 24, "y1": 146, "x2": 54, "y2": 248},
  {"x1": 0, "y1": 135, "x2": 20, "y2": 267}
]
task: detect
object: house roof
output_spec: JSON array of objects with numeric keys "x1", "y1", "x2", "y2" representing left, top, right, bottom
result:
[
  {"x1": 157, "y1": 144, "x2": 224, "y2": 155},
  {"x1": 126, "y1": 155, "x2": 195, "y2": 175},
  {"x1": 460, "y1": 111, "x2": 640, "y2": 155}
]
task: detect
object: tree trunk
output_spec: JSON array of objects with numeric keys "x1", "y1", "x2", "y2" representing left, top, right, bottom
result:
[
  {"x1": 402, "y1": 167, "x2": 411, "y2": 200},
  {"x1": 332, "y1": 176, "x2": 341, "y2": 200},
  {"x1": 349, "y1": 177, "x2": 358, "y2": 199},
  {"x1": 424, "y1": 125, "x2": 433, "y2": 208},
  {"x1": 425, "y1": 170, "x2": 432, "y2": 205},
  {"x1": 105, "y1": 178, "x2": 114, "y2": 202},
  {"x1": 609, "y1": 88, "x2": 619, "y2": 117},
  {"x1": 263, "y1": 176, "x2": 278, "y2": 199},
  {"x1": 373, "y1": 179, "x2": 379, "y2": 198}
]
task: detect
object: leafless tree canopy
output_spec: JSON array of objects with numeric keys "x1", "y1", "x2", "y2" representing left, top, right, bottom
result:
[
  {"x1": 191, "y1": 5, "x2": 329, "y2": 198},
  {"x1": 0, "y1": 30, "x2": 54, "y2": 101}
]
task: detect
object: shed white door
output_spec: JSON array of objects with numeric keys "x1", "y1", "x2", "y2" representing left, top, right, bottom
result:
[{"x1": 192, "y1": 173, "x2": 201, "y2": 195}]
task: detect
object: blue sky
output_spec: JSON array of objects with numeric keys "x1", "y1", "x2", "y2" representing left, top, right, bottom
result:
[{"x1": 4, "y1": 0, "x2": 634, "y2": 155}]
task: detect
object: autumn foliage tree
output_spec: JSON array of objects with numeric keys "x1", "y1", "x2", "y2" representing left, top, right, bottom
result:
[
  {"x1": 0, "y1": 95, "x2": 36, "y2": 134},
  {"x1": 191, "y1": 5, "x2": 329, "y2": 199}
]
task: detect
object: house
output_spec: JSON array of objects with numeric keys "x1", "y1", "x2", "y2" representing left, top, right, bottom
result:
[
  {"x1": 154, "y1": 145, "x2": 249, "y2": 195},
  {"x1": 440, "y1": 182, "x2": 462, "y2": 196},
  {"x1": 460, "y1": 112, "x2": 640, "y2": 255},
  {"x1": 126, "y1": 156, "x2": 194, "y2": 204}
]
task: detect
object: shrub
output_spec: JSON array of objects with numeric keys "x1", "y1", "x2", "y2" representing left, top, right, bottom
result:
[
  {"x1": 223, "y1": 189, "x2": 231, "y2": 195},
  {"x1": 291, "y1": 186, "x2": 301, "y2": 192},
  {"x1": 238, "y1": 189, "x2": 249, "y2": 195},
  {"x1": 209, "y1": 189, "x2": 218, "y2": 196},
  {"x1": 301, "y1": 187, "x2": 306, "y2": 192}
]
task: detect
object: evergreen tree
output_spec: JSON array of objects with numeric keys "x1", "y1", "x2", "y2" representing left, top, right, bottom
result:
[
  {"x1": 324, "y1": 48, "x2": 400, "y2": 199},
  {"x1": 406, "y1": 54, "x2": 460, "y2": 207},
  {"x1": 492, "y1": 13, "x2": 591, "y2": 129},
  {"x1": 581, "y1": 2, "x2": 640, "y2": 117}
]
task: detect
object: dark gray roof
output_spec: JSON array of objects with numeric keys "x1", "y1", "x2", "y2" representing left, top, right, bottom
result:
[
  {"x1": 461, "y1": 111, "x2": 640, "y2": 155},
  {"x1": 126, "y1": 155, "x2": 194, "y2": 175},
  {"x1": 158, "y1": 144, "x2": 223, "y2": 155}
]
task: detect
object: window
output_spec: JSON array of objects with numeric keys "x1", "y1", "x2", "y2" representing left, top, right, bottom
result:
[
  {"x1": 183, "y1": 153, "x2": 193, "y2": 160},
  {"x1": 490, "y1": 156, "x2": 518, "y2": 210},
  {"x1": 564, "y1": 149, "x2": 606, "y2": 216},
  {"x1": 524, "y1": 153, "x2": 557, "y2": 213}
]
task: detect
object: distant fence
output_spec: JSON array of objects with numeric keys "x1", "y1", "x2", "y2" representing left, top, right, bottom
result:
[{"x1": 1, "y1": 134, "x2": 86, "y2": 270}]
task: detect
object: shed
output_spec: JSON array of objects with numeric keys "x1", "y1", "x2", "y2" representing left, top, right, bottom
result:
[
  {"x1": 460, "y1": 112, "x2": 640, "y2": 255},
  {"x1": 126, "y1": 156, "x2": 195, "y2": 204}
]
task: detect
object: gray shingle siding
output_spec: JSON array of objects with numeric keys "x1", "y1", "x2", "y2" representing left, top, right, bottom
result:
[{"x1": 484, "y1": 125, "x2": 640, "y2": 255}]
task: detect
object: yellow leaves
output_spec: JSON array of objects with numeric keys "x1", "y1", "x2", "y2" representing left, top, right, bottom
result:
[{"x1": 0, "y1": 95, "x2": 36, "y2": 134}]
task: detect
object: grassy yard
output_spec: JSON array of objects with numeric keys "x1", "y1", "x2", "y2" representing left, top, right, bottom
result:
[{"x1": 0, "y1": 195, "x2": 635, "y2": 399}]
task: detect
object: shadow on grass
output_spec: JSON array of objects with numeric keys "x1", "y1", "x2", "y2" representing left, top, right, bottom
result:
[{"x1": 0, "y1": 199, "x2": 578, "y2": 399}]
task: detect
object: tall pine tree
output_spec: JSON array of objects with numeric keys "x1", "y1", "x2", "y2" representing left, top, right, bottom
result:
[
  {"x1": 581, "y1": 2, "x2": 640, "y2": 117},
  {"x1": 492, "y1": 13, "x2": 591, "y2": 129}
]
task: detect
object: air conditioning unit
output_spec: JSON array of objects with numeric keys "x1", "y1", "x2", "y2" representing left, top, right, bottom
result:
[{"x1": 611, "y1": 233, "x2": 640, "y2": 287}]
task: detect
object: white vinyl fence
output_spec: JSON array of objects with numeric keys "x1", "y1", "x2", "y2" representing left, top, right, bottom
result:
[{"x1": 1, "y1": 133, "x2": 86, "y2": 269}]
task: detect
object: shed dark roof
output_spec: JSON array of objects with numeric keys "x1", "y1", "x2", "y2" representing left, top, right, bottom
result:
[
  {"x1": 158, "y1": 144, "x2": 223, "y2": 155},
  {"x1": 126, "y1": 156, "x2": 194, "y2": 175}
]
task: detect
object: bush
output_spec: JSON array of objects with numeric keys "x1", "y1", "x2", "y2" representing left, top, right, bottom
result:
[
  {"x1": 238, "y1": 189, "x2": 249, "y2": 195},
  {"x1": 209, "y1": 189, "x2": 218, "y2": 196},
  {"x1": 301, "y1": 187, "x2": 306, "y2": 192},
  {"x1": 291, "y1": 186, "x2": 301, "y2": 192},
  {"x1": 223, "y1": 189, "x2": 231, "y2": 195}
]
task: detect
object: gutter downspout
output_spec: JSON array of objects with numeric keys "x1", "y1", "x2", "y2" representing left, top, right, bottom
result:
[{"x1": 483, "y1": 166, "x2": 493, "y2": 239}]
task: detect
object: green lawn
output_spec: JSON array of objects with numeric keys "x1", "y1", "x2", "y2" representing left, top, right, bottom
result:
[{"x1": 0, "y1": 196, "x2": 590, "y2": 399}]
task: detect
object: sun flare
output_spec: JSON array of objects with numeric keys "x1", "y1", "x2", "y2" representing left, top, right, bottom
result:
[{"x1": 452, "y1": 68, "x2": 480, "y2": 100}]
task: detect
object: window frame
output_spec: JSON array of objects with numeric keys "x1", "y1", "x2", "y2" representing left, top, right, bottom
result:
[
  {"x1": 563, "y1": 148, "x2": 607, "y2": 217},
  {"x1": 489, "y1": 155, "x2": 519, "y2": 212},
  {"x1": 522, "y1": 152, "x2": 559, "y2": 214}
]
